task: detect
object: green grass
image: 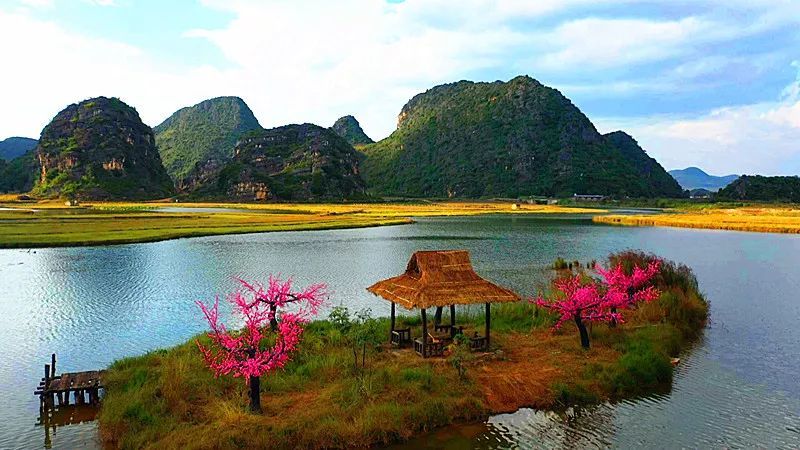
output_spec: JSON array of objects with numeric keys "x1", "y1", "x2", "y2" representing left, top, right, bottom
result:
[
  {"x1": 0, "y1": 209, "x2": 411, "y2": 248},
  {"x1": 0, "y1": 200, "x2": 601, "y2": 248},
  {"x1": 98, "y1": 320, "x2": 485, "y2": 449},
  {"x1": 97, "y1": 252, "x2": 708, "y2": 449}
]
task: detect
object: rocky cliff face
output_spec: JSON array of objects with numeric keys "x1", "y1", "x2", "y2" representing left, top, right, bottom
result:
[
  {"x1": 186, "y1": 123, "x2": 366, "y2": 201},
  {"x1": 330, "y1": 115, "x2": 373, "y2": 146},
  {"x1": 154, "y1": 96, "x2": 262, "y2": 186},
  {"x1": 361, "y1": 76, "x2": 680, "y2": 198},
  {"x1": 34, "y1": 97, "x2": 174, "y2": 199}
]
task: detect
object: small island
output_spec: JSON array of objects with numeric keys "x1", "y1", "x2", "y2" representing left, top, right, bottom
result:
[{"x1": 97, "y1": 250, "x2": 707, "y2": 449}]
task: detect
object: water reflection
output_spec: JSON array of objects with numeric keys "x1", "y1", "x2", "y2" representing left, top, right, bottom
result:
[
  {"x1": 1, "y1": 215, "x2": 800, "y2": 448},
  {"x1": 403, "y1": 342, "x2": 800, "y2": 448},
  {"x1": 37, "y1": 405, "x2": 99, "y2": 449}
]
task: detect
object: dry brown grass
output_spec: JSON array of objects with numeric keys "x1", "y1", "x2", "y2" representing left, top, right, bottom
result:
[
  {"x1": 474, "y1": 330, "x2": 619, "y2": 412},
  {"x1": 0, "y1": 200, "x2": 601, "y2": 248},
  {"x1": 98, "y1": 253, "x2": 705, "y2": 449},
  {"x1": 594, "y1": 206, "x2": 800, "y2": 233}
]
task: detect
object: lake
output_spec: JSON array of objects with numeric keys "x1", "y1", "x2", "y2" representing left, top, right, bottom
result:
[{"x1": 1, "y1": 214, "x2": 799, "y2": 448}]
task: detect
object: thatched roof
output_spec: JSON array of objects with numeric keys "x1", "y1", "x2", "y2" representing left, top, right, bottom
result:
[{"x1": 367, "y1": 250, "x2": 521, "y2": 309}]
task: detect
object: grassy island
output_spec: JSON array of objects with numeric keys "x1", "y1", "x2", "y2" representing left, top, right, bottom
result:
[
  {"x1": 97, "y1": 252, "x2": 707, "y2": 449},
  {"x1": 0, "y1": 199, "x2": 601, "y2": 248}
]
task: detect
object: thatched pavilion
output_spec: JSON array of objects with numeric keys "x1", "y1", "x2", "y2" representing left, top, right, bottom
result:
[{"x1": 367, "y1": 250, "x2": 521, "y2": 357}]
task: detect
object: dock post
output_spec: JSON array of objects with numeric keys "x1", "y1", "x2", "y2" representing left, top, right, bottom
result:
[{"x1": 44, "y1": 364, "x2": 50, "y2": 407}]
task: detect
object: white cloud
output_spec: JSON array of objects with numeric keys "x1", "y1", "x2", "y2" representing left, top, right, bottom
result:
[
  {"x1": 532, "y1": 17, "x2": 715, "y2": 71},
  {"x1": 84, "y1": 0, "x2": 116, "y2": 6},
  {"x1": 19, "y1": 0, "x2": 53, "y2": 8},
  {"x1": 0, "y1": 10, "x2": 233, "y2": 138},
  {"x1": 1, "y1": 0, "x2": 799, "y2": 180},
  {"x1": 596, "y1": 69, "x2": 800, "y2": 176}
]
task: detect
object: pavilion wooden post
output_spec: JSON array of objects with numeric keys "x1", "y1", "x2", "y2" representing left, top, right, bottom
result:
[
  {"x1": 485, "y1": 302, "x2": 491, "y2": 350},
  {"x1": 421, "y1": 308, "x2": 428, "y2": 358},
  {"x1": 450, "y1": 304, "x2": 455, "y2": 327},
  {"x1": 390, "y1": 302, "x2": 396, "y2": 343}
]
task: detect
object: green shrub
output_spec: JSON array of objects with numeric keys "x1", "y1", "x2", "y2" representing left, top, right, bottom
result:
[{"x1": 602, "y1": 339, "x2": 672, "y2": 396}]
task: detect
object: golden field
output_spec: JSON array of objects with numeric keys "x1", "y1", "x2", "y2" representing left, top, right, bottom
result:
[
  {"x1": 594, "y1": 206, "x2": 800, "y2": 233},
  {"x1": 0, "y1": 200, "x2": 602, "y2": 248}
]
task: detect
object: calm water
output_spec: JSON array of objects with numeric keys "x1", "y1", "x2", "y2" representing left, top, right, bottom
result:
[{"x1": 1, "y1": 215, "x2": 799, "y2": 449}]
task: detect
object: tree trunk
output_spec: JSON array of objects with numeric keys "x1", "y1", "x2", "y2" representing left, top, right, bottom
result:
[
  {"x1": 248, "y1": 374, "x2": 262, "y2": 413},
  {"x1": 574, "y1": 314, "x2": 590, "y2": 349},
  {"x1": 269, "y1": 304, "x2": 278, "y2": 331},
  {"x1": 434, "y1": 306, "x2": 443, "y2": 325},
  {"x1": 362, "y1": 343, "x2": 367, "y2": 369},
  {"x1": 609, "y1": 307, "x2": 617, "y2": 328}
]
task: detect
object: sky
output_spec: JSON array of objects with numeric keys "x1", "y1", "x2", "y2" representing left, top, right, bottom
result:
[{"x1": 0, "y1": 0, "x2": 798, "y2": 176}]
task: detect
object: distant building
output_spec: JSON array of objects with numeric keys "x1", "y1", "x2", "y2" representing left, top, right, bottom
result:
[
  {"x1": 573, "y1": 194, "x2": 606, "y2": 201},
  {"x1": 526, "y1": 196, "x2": 559, "y2": 205},
  {"x1": 689, "y1": 188, "x2": 712, "y2": 199}
]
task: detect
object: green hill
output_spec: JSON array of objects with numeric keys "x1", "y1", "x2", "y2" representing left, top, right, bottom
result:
[
  {"x1": 360, "y1": 76, "x2": 682, "y2": 198},
  {"x1": 331, "y1": 115, "x2": 373, "y2": 146},
  {"x1": 154, "y1": 96, "x2": 261, "y2": 186},
  {"x1": 604, "y1": 131, "x2": 683, "y2": 197},
  {"x1": 33, "y1": 97, "x2": 174, "y2": 200},
  {"x1": 185, "y1": 123, "x2": 367, "y2": 201},
  {"x1": 0, "y1": 150, "x2": 38, "y2": 193},
  {"x1": 717, "y1": 175, "x2": 800, "y2": 202},
  {"x1": 0, "y1": 137, "x2": 38, "y2": 160},
  {"x1": 668, "y1": 167, "x2": 739, "y2": 191}
]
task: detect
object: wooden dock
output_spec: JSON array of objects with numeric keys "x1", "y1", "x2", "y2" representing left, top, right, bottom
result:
[{"x1": 34, "y1": 354, "x2": 104, "y2": 408}]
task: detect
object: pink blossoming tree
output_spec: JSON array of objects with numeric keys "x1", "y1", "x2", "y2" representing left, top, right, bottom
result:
[
  {"x1": 196, "y1": 277, "x2": 327, "y2": 412},
  {"x1": 534, "y1": 260, "x2": 661, "y2": 349},
  {"x1": 596, "y1": 260, "x2": 661, "y2": 327}
]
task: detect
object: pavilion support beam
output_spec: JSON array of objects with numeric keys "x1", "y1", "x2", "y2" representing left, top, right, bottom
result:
[
  {"x1": 390, "y1": 302, "x2": 396, "y2": 343},
  {"x1": 434, "y1": 306, "x2": 443, "y2": 325},
  {"x1": 421, "y1": 308, "x2": 428, "y2": 358},
  {"x1": 485, "y1": 302, "x2": 491, "y2": 350},
  {"x1": 450, "y1": 304, "x2": 455, "y2": 327}
]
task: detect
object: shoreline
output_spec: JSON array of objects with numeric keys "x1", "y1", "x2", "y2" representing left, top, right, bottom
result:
[
  {"x1": 97, "y1": 254, "x2": 708, "y2": 449},
  {"x1": 0, "y1": 216, "x2": 415, "y2": 249},
  {"x1": 0, "y1": 201, "x2": 602, "y2": 249},
  {"x1": 594, "y1": 208, "x2": 800, "y2": 234}
]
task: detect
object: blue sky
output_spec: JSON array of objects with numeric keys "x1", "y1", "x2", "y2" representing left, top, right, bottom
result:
[{"x1": 1, "y1": 0, "x2": 799, "y2": 175}]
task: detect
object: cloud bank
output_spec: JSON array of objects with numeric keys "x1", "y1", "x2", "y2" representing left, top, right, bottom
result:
[{"x1": 0, "y1": 0, "x2": 798, "y2": 175}]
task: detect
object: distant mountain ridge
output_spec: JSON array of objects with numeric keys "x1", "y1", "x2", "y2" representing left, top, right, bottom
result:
[
  {"x1": 0, "y1": 137, "x2": 37, "y2": 160},
  {"x1": 331, "y1": 115, "x2": 373, "y2": 146},
  {"x1": 360, "y1": 76, "x2": 682, "y2": 198},
  {"x1": 154, "y1": 96, "x2": 262, "y2": 186},
  {"x1": 669, "y1": 167, "x2": 738, "y2": 191},
  {"x1": 4, "y1": 78, "x2": 693, "y2": 201}
]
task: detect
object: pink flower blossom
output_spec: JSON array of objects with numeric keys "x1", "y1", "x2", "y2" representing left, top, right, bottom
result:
[
  {"x1": 532, "y1": 258, "x2": 662, "y2": 348},
  {"x1": 196, "y1": 276, "x2": 328, "y2": 379}
]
